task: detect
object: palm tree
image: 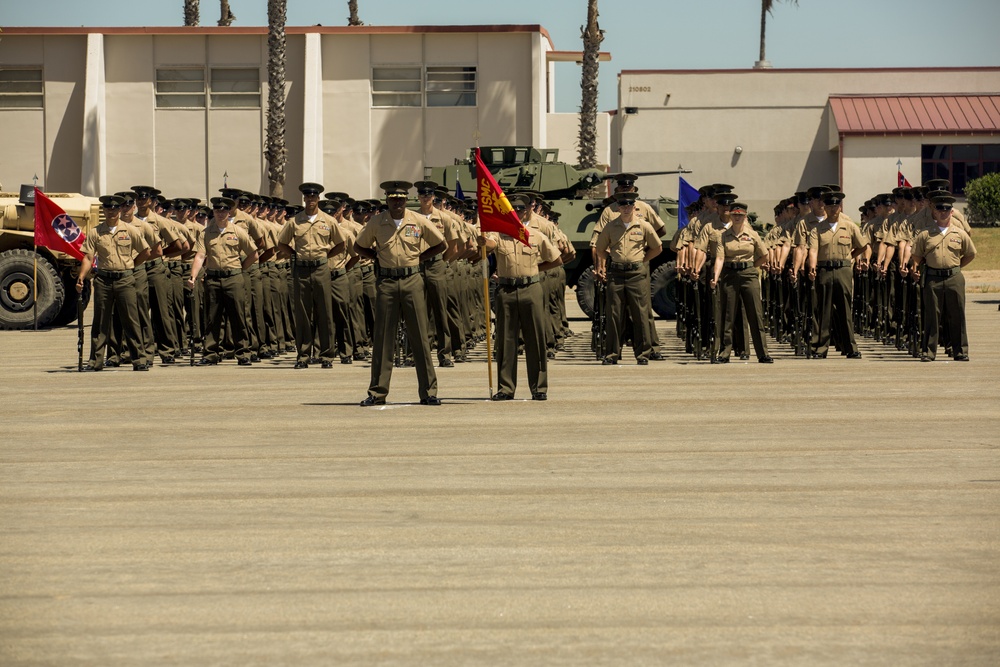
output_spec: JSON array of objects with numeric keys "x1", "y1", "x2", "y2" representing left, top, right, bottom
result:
[
  {"x1": 183, "y1": 0, "x2": 199, "y2": 26},
  {"x1": 218, "y1": 0, "x2": 236, "y2": 27},
  {"x1": 756, "y1": 0, "x2": 798, "y2": 68},
  {"x1": 577, "y1": 0, "x2": 603, "y2": 170},
  {"x1": 348, "y1": 1, "x2": 364, "y2": 26},
  {"x1": 266, "y1": 0, "x2": 287, "y2": 199}
]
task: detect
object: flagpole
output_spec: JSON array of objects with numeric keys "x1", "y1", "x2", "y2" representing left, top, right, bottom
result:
[
  {"x1": 481, "y1": 244, "x2": 494, "y2": 398},
  {"x1": 32, "y1": 245, "x2": 38, "y2": 331}
]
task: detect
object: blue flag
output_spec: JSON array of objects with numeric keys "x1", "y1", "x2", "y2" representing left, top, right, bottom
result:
[
  {"x1": 454, "y1": 180, "x2": 466, "y2": 201},
  {"x1": 678, "y1": 177, "x2": 699, "y2": 230}
]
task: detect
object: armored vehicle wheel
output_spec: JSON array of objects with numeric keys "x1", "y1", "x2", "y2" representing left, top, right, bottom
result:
[
  {"x1": 650, "y1": 261, "x2": 678, "y2": 320},
  {"x1": 0, "y1": 249, "x2": 66, "y2": 330},
  {"x1": 575, "y1": 266, "x2": 597, "y2": 320}
]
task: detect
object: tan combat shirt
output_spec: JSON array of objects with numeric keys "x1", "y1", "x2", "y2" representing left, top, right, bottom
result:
[
  {"x1": 694, "y1": 218, "x2": 729, "y2": 257},
  {"x1": 592, "y1": 199, "x2": 665, "y2": 248},
  {"x1": 595, "y1": 216, "x2": 661, "y2": 263},
  {"x1": 196, "y1": 222, "x2": 257, "y2": 271},
  {"x1": 82, "y1": 222, "x2": 149, "y2": 270},
  {"x1": 487, "y1": 226, "x2": 559, "y2": 279},
  {"x1": 327, "y1": 220, "x2": 358, "y2": 272},
  {"x1": 137, "y1": 210, "x2": 183, "y2": 248},
  {"x1": 124, "y1": 217, "x2": 160, "y2": 263},
  {"x1": 912, "y1": 226, "x2": 976, "y2": 269},
  {"x1": 278, "y1": 210, "x2": 346, "y2": 262},
  {"x1": 807, "y1": 215, "x2": 868, "y2": 262},
  {"x1": 713, "y1": 225, "x2": 767, "y2": 263},
  {"x1": 355, "y1": 209, "x2": 446, "y2": 269}
]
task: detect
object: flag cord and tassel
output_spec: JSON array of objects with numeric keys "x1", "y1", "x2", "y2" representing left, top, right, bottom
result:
[{"x1": 482, "y1": 244, "x2": 493, "y2": 398}]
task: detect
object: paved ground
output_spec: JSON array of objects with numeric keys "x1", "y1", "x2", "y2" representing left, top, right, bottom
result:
[{"x1": 2, "y1": 289, "x2": 999, "y2": 665}]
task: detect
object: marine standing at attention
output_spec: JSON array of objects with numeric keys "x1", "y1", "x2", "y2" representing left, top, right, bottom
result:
[{"x1": 354, "y1": 181, "x2": 447, "y2": 406}]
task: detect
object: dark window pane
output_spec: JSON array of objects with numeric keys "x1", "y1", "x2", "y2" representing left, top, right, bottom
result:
[
  {"x1": 922, "y1": 145, "x2": 950, "y2": 160},
  {"x1": 983, "y1": 145, "x2": 1000, "y2": 161},
  {"x1": 983, "y1": 161, "x2": 999, "y2": 175},
  {"x1": 932, "y1": 162, "x2": 951, "y2": 181},
  {"x1": 952, "y1": 144, "x2": 980, "y2": 160}
]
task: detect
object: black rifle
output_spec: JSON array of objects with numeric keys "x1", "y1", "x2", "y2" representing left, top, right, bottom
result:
[
  {"x1": 186, "y1": 288, "x2": 196, "y2": 366},
  {"x1": 706, "y1": 282, "x2": 717, "y2": 362},
  {"x1": 675, "y1": 274, "x2": 686, "y2": 341},
  {"x1": 77, "y1": 291, "x2": 84, "y2": 372},
  {"x1": 802, "y1": 275, "x2": 815, "y2": 359},
  {"x1": 691, "y1": 278, "x2": 702, "y2": 360},
  {"x1": 592, "y1": 274, "x2": 606, "y2": 360}
]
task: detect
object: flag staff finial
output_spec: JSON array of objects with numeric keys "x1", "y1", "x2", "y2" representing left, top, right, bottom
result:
[
  {"x1": 223, "y1": 171, "x2": 229, "y2": 188},
  {"x1": 32, "y1": 173, "x2": 38, "y2": 187}
]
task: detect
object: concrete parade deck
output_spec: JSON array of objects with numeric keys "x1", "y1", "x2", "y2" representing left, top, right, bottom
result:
[{"x1": 1, "y1": 291, "x2": 999, "y2": 665}]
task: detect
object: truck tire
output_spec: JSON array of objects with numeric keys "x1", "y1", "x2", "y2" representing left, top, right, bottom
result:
[
  {"x1": 575, "y1": 266, "x2": 596, "y2": 320},
  {"x1": 650, "y1": 261, "x2": 678, "y2": 320},
  {"x1": 0, "y1": 248, "x2": 66, "y2": 330}
]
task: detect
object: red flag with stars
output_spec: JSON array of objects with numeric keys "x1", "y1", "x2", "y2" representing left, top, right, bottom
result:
[
  {"x1": 898, "y1": 170, "x2": 912, "y2": 188},
  {"x1": 475, "y1": 148, "x2": 530, "y2": 247},
  {"x1": 33, "y1": 187, "x2": 86, "y2": 260}
]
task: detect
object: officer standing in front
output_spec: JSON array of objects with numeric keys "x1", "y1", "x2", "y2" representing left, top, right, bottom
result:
[
  {"x1": 354, "y1": 181, "x2": 447, "y2": 406},
  {"x1": 76, "y1": 195, "x2": 151, "y2": 371},
  {"x1": 188, "y1": 197, "x2": 259, "y2": 366},
  {"x1": 277, "y1": 182, "x2": 347, "y2": 369},
  {"x1": 483, "y1": 193, "x2": 562, "y2": 401}
]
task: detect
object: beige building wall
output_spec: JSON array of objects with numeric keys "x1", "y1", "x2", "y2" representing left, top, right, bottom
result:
[
  {"x1": 615, "y1": 68, "x2": 1000, "y2": 218},
  {"x1": 1, "y1": 26, "x2": 552, "y2": 201}
]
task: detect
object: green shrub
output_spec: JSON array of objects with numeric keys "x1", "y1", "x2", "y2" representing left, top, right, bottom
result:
[{"x1": 964, "y1": 172, "x2": 1000, "y2": 227}]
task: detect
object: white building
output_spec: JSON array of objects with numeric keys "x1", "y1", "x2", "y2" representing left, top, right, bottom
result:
[
  {"x1": 0, "y1": 25, "x2": 611, "y2": 199},
  {"x1": 612, "y1": 67, "x2": 1000, "y2": 217}
]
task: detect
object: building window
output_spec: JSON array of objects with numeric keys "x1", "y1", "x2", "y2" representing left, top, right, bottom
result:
[
  {"x1": 210, "y1": 68, "x2": 261, "y2": 108},
  {"x1": 426, "y1": 66, "x2": 476, "y2": 107},
  {"x1": 0, "y1": 68, "x2": 43, "y2": 109},
  {"x1": 155, "y1": 68, "x2": 206, "y2": 108},
  {"x1": 371, "y1": 66, "x2": 477, "y2": 108},
  {"x1": 922, "y1": 144, "x2": 1000, "y2": 194},
  {"x1": 372, "y1": 67, "x2": 422, "y2": 107}
]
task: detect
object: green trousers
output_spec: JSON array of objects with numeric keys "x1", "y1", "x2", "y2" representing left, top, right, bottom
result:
[
  {"x1": 718, "y1": 267, "x2": 769, "y2": 360},
  {"x1": 367, "y1": 273, "x2": 438, "y2": 401},
  {"x1": 495, "y1": 281, "x2": 548, "y2": 396}
]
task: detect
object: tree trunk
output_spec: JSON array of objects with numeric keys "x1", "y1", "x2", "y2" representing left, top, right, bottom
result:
[
  {"x1": 577, "y1": 0, "x2": 603, "y2": 170},
  {"x1": 266, "y1": 0, "x2": 287, "y2": 199},
  {"x1": 218, "y1": 0, "x2": 236, "y2": 27},
  {"x1": 348, "y1": 0, "x2": 364, "y2": 26},
  {"x1": 759, "y1": 0, "x2": 768, "y2": 63},
  {"x1": 183, "y1": 0, "x2": 199, "y2": 26}
]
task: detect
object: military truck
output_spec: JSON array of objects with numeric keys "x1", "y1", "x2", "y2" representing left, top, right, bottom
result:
[
  {"x1": 426, "y1": 146, "x2": 685, "y2": 319},
  {"x1": 0, "y1": 186, "x2": 101, "y2": 329}
]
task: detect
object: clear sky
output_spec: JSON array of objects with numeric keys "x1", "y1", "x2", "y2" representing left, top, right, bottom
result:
[{"x1": 4, "y1": 0, "x2": 1000, "y2": 112}]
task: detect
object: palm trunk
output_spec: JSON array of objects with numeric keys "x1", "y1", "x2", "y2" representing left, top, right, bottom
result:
[
  {"x1": 183, "y1": 0, "x2": 199, "y2": 26},
  {"x1": 759, "y1": 1, "x2": 768, "y2": 63},
  {"x1": 266, "y1": 0, "x2": 287, "y2": 198},
  {"x1": 218, "y1": 0, "x2": 235, "y2": 27},
  {"x1": 348, "y1": 0, "x2": 363, "y2": 26},
  {"x1": 577, "y1": 0, "x2": 603, "y2": 170}
]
